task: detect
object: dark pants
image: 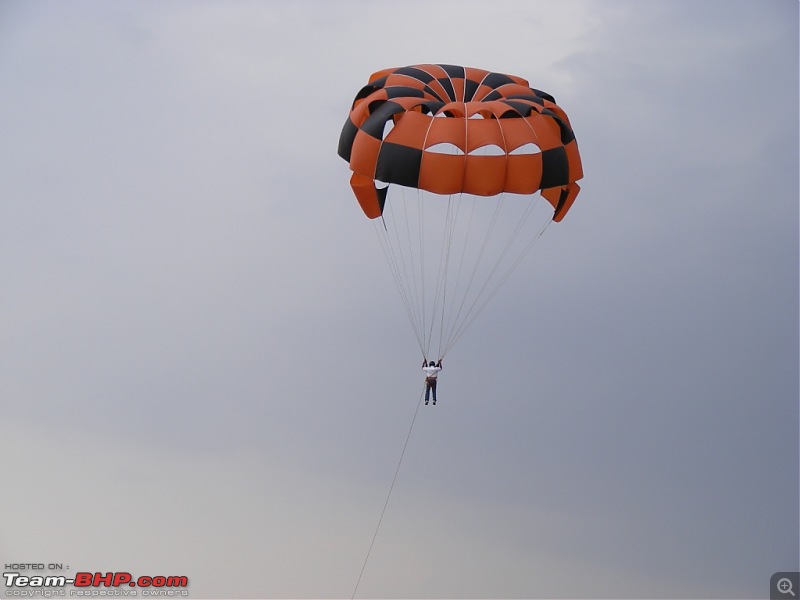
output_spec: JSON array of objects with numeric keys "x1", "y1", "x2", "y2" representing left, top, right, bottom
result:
[{"x1": 425, "y1": 378, "x2": 437, "y2": 404}]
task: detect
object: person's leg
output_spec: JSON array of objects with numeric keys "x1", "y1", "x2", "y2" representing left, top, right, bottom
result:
[
  {"x1": 425, "y1": 382, "x2": 431, "y2": 404},
  {"x1": 431, "y1": 380, "x2": 437, "y2": 405}
]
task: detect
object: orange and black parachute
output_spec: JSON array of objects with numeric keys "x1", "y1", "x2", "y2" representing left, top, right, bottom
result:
[{"x1": 337, "y1": 64, "x2": 583, "y2": 221}]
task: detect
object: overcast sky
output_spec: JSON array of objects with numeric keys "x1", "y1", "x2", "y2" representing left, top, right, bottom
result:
[{"x1": 1, "y1": 1, "x2": 798, "y2": 599}]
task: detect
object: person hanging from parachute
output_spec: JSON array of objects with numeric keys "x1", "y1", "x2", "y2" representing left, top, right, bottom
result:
[
  {"x1": 337, "y1": 64, "x2": 583, "y2": 383},
  {"x1": 422, "y1": 359, "x2": 443, "y2": 405}
]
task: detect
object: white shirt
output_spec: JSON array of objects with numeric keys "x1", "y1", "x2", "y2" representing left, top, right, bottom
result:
[{"x1": 422, "y1": 365, "x2": 442, "y2": 379}]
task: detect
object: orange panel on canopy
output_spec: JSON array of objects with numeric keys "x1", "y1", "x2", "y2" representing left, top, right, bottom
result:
[
  {"x1": 424, "y1": 117, "x2": 466, "y2": 151},
  {"x1": 350, "y1": 173, "x2": 382, "y2": 219},
  {"x1": 463, "y1": 155, "x2": 506, "y2": 196},
  {"x1": 505, "y1": 154, "x2": 542, "y2": 194},
  {"x1": 418, "y1": 153, "x2": 466, "y2": 195},
  {"x1": 349, "y1": 133, "x2": 381, "y2": 178},
  {"x1": 384, "y1": 111, "x2": 433, "y2": 149},
  {"x1": 498, "y1": 117, "x2": 538, "y2": 152},
  {"x1": 464, "y1": 119, "x2": 505, "y2": 154}
]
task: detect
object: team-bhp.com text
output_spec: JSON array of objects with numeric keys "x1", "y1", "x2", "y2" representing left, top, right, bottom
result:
[{"x1": 4, "y1": 572, "x2": 189, "y2": 597}]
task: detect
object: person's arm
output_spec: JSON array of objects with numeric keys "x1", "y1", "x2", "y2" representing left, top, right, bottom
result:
[{"x1": 437, "y1": 359, "x2": 442, "y2": 368}]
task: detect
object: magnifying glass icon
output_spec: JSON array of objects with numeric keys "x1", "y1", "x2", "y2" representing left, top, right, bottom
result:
[{"x1": 778, "y1": 578, "x2": 796, "y2": 597}]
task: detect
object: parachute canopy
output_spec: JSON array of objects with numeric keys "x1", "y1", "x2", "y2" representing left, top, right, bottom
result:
[
  {"x1": 337, "y1": 63, "x2": 583, "y2": 221},
  {"x1": 338, "y1": 65, "x2": 583, "y2": 360}
]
